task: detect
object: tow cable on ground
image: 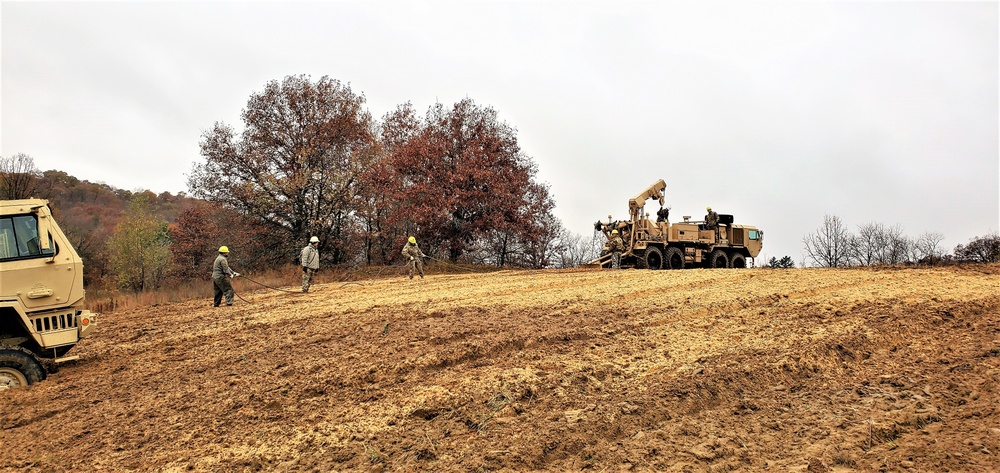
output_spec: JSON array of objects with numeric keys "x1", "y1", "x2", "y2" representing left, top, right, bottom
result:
[
  {"x1": 423, "y1": 255, "x2": 493, "y2": 273},
  {"x1": 339, "y1": 263, "x2": 405, "y2": 287},
  {"x1": 228, "y1": 274, "x2": 297, "y2": 305},
  {"x1": 239, "y1": 274, "x2": 302, "y2": 294},
  {"x1": 337, "y1": 256, "x2": 491, "y2": 288},
  {"x1": 233, "y1": 257, "x2": 494, "y2": 296}
]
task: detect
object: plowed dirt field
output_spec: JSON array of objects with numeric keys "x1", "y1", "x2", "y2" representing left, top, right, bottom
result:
[{"x1": 3, "y1": 265, "x2": 1000, "y2": 472}]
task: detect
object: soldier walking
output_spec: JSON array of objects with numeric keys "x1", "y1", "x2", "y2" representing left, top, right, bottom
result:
[
  {"x1": 212, "y1": 246, "x2": 240, "y2": 307},
  {"x1": 300, "y1": 236, "x2": 320, "y2": 293},
  {"x1": 401, "y1": 236, "x2": 426, "y2": 279},
  {"x1": 610, "y1": 229, "x2": 624, "y2": 269}
]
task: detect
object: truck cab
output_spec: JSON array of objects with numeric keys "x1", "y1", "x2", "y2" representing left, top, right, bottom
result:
[{"x1": 0, "y1": 199, "x2": 97, "y2": 389}]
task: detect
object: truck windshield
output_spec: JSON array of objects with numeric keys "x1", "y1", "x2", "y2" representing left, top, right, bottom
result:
[{"x1": 0, "y1": 215, "x2": 56, "y2": 261}]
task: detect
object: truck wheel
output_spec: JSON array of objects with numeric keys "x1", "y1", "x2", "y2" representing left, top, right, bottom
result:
[
  {"x1": 0, "y1": 346, "x2": 46, "y2": 390},
  {"x1": 708, "y1": 249, "x2": 729, "y2": 268},
  {"x1": 664, "y1": 247, "x2": 685, "y2": 270},
  {"x1": 730, "y1": 253, "x2": 747, "y2": 268},
  {"x1": 645, "y1": 247, "x2": 663, "y2": 270}
]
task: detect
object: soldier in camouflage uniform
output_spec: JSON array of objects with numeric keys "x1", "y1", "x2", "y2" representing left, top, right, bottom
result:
[
  {"x1": 610, "y1": 229, "x2": 624, "y2": 269},
  {"x1": 705, "y1": 206, "x2": 719, "y2": 229},
  {"x1": 401, "y1": 236, "x2": 426, "y2": 279},
  {"x1": 212, "y1": 246, "x2": 239, "y2": 307}
]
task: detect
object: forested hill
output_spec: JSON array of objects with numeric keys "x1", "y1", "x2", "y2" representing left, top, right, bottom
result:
[{"x1": 31, "y1": 170, "x2": 202, "y2": 289}]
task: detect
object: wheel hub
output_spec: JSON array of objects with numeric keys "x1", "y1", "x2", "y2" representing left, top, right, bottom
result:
[{"x1": 0, "y1": 367, "x2": 28, "y2": 390}]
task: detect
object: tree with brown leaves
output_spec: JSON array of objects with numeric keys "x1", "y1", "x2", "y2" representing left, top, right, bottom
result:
[
  {"x1": 189, "y1": 75, "x2": 377, "y2": 264},
  {"x1": 382, "y1": 98, "x2": 546, "y2": 263}
]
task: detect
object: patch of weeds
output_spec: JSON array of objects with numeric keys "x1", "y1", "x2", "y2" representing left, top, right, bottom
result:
[
  {"x1": 914, "y1": 414, "x2": 941, "y2": 429},
  {"x1": 486, "y1": 392, "x2": 512, "y2": 411},
  {"x1": 362, "y1": 442, "x2": 385, "y2": 464},
  {"x1": 415, "y1": 449, "x2": 436, "y2": 461},
  {"x1": 832, "y1": 452, "x2": 857, "y2": 468}
]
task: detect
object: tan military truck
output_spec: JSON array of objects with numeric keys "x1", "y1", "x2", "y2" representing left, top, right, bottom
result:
[
  {"x1": 0, "y1": 199, "x2": 97, "y2": 389},
  {"x1": 587, "y1": 179, "x2": 763, "y2": 269}
]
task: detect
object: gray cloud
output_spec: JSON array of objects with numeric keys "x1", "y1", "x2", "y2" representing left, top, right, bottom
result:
[{"x1": 2, "y1": 1, "x2": 996, "y2": 263}]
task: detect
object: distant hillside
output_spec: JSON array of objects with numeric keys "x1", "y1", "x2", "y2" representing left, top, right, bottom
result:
[{"x1": 33, "y1": 170, "x2": 202, "y2": 287}]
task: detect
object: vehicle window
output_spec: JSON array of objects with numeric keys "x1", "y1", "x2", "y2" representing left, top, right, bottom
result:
[
  {"x1": 748, "y1": 230, "x2": 760, "y2": 240},
  {"x1": 0, "y1": 215, "x2": 56, "y2": 261},
  {"x1": 0, "y1": 219, "x2": 16, "y2": 259}
]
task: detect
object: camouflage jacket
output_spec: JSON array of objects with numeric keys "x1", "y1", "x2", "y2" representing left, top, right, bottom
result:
[
  {"x1": 212, "y1": 254, "x2": 235, "y2": 279},
  {"x1": 402, "y1": 242, "x2": 424, "y2": 259},
  {"x1": 705, "y1": 210, "x2": 719, "y2": 227},
  {"x1": 610, "y1": 236, "x2": 625, "y2": 252}
]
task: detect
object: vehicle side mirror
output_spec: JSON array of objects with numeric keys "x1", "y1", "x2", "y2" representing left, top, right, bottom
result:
[{"x1": 33, "y1": 206, "x2": 52, "y2": 251}]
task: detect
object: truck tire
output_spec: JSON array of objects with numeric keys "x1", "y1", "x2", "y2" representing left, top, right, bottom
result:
[
  {"x1": 644, "y1": 247, "x2": 663, "y2": 270},
  {"x1": 664, "y1": 247, "x2": 685, "y2": 270},
  {"x1": 730, "y1": 253, "x2": 747, "y2": 268},
  {"x1": 0, "y1": 346, "x2": 46, "y2": 390},
  {"x1": 708, "y1": 249, "x2": 729, "y2": 268}
]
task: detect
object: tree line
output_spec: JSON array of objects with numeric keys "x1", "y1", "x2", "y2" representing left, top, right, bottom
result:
[
  {"x1": 2, "y1": 76, "x2": 605, "y2": 293},
  {"x1": 12, "y1": 75, "x2": 991, "y2": 292},
  {"x1": 0, "y1": 160, "x2": 599, "y2": 294},
  {"x1": 187, "y1": 75, "x2": 594, "y2": 271},
  {"x1": 801, "y1": 214, "x2": 999, "y2": 267}
]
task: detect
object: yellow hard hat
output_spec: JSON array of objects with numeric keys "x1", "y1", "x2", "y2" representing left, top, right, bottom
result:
[
  {"x1": 408, "y1": 236, "x2": 416, "y2": 244},
  {"x1": 611, "y1": 229, "x2": 618, "y2": 234},
  {"x1": 219, "y1": 246, "x2": 229, "y2": 253},
  {"x1": 310, "y1": 236, "x2": 319, "y2": 243},
  {"x1": 706, "y1": 206, "x2": 712, "y2": 211}
]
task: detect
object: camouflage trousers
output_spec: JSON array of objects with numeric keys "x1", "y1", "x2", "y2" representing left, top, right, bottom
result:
[
  {"x1": 408, "y1": 258, "x2": 424, "y2": 279},
  {"x1": 611, "y1": 252, "x2": 622, "y2": 269},
  {"x1": 213, "y1": 276, "x2": 234, "y2": 306},
  {"x1": 302, "y1": 267, "x2": 316, "y2": 292}
]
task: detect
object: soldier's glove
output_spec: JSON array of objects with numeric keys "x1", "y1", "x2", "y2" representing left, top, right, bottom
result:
[{"x1": 302, "y1": 266, "x2": 307, "y2": 273}]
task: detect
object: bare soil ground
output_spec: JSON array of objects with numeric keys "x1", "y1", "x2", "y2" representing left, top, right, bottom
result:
[{"x1": 2, "y1": 265, "x2": 1000, "y2": 472}]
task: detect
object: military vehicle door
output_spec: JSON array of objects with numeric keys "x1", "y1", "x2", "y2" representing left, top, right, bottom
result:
[{"x1": 0, "y1": 212, "x2": 76, "y2": 311}]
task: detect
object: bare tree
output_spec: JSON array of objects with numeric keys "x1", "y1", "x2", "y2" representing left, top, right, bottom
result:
[
  {"x1": 910, "y1": 231, "x2": 945, "y2": 265},
  {"x1": 522, "y1": 211, "x2": 565, "y2": 269},
  {"x1": 803, "y1": 214, "x2": 852, "y2": 267},
  {"x1": 848, "y1": 221, "x2": 910, "y2": 266},
  {"x1": 556, "y1": 229, "x2": 601, "y2": 268},
  {"x1": 850, "y1": 221, "x2": 885, "y2": 266},
  {"x1": 881, "y1": 223, "x2": 910, "y2": 265},
  {"x1": 0, "y1": 153, "x2": 41, "y2": 199}
]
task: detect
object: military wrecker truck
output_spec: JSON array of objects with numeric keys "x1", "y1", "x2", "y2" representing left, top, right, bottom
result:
[
  {"x1": 0, "y1": 199, "x2": 97, "y2": 389},
  {"x1": 587, "y1": 179, "x2": 763, "y2": 269}
]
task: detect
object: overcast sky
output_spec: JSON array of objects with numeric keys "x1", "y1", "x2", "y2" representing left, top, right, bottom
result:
[{"x1": 2, "y1": 1, "x2": 997, "y2": 264}]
